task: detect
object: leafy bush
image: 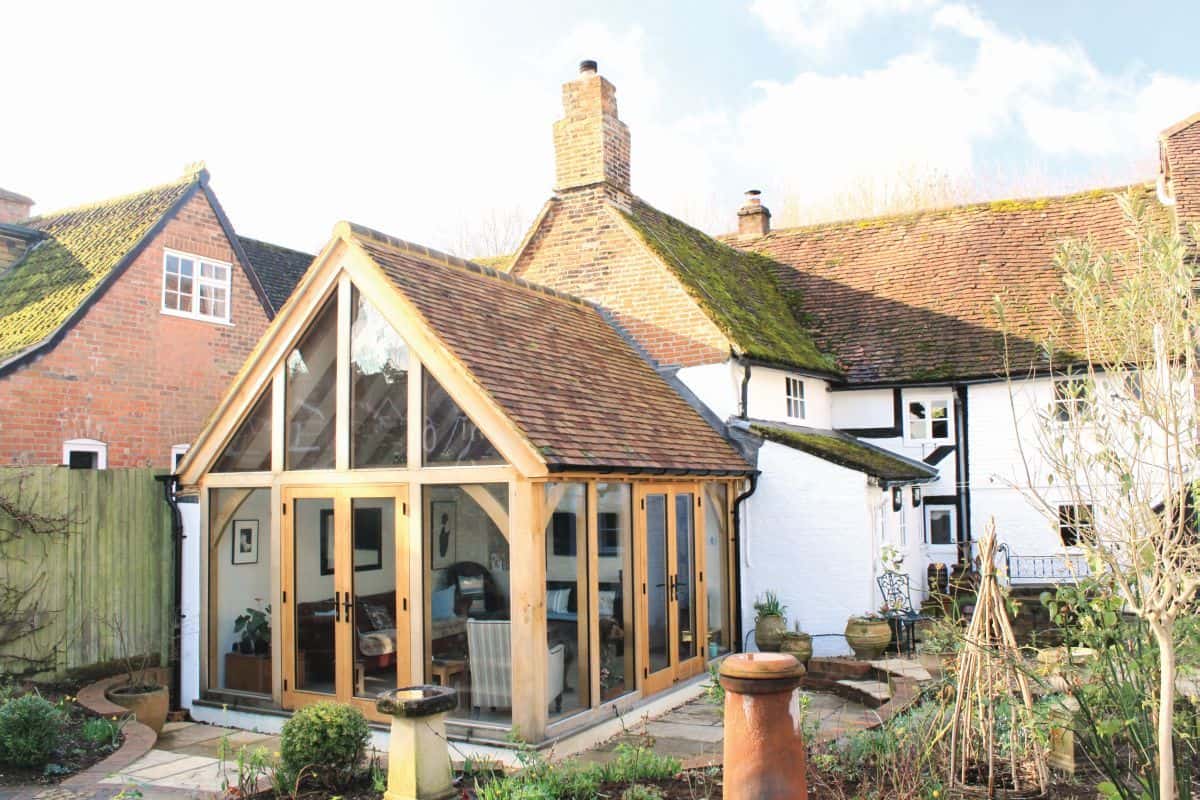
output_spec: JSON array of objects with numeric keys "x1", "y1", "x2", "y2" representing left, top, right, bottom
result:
[
  {"x1": 279, "y1": 702, "x2": 369, "y2": 789},
  {"x1": 0, "y1": 693, "x2": 65, "y2": 768},
  {"x1": 621, "y1": 784, "x2": 664, "y2": 800},
  {"x1": 82, "y1": 716, "x2": 121, "y2": 747},
  {"x1": 599, "y1": 743, "x2": 680, "y2": 783},
  {"x1": 473, "y1": 740, "x2": 678, "y2": 800}
]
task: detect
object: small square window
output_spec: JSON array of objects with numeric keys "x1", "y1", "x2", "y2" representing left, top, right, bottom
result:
[
  {"x1": 908, "y1": 398, "x2": 950, "y2": 442},
  {"x1": 171, "y1": 444, "x2": 190, "y2": 473},
  {"x1": 926, "y1": 507, "x2": 955, "y2": 545},
  {"x1": 1058, "y1": 504, "x2": 1094, "y2": 546},
  {"x1": 1053, "y1": 376, "x2": 1091, "y2": 422},
  {"x1": 785, "y1": 377, "x2": 806, "y2": 419},
  {"x1": 62, "y1": 438, "x2": 107, "y2": 470}
]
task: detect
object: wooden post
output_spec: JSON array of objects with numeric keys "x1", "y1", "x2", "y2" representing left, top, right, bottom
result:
[{"x1": 509, "y1": 478, "x2": 547, "y2": 740}]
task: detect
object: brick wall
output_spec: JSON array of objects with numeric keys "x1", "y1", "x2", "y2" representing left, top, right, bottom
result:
[
  {"x1": 512, "y1": 187, "x2": 731, "y2": 368},
  {"x1": 0, "y1": 195, "x2": 32, "y2": 225},
  {"x1": 0, "y1": 191, "x2": 270, "y2": 468},
  {"x1": 553, "y1": 72, "x2": 631, "y2": 193}
]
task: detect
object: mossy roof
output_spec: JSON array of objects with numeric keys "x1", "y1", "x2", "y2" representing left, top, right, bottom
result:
[
  {"x1": 237, "y1": 235, "x2": 313, "y2": 312},
  {"x1": 750, "y1": 421, "x2": 937, "y2": 484},
  {"x1": 725, "y1": 184, "x2": 1172, "y2": 384},
  {"x1": 0, "y1": 175, "x2": 200, "y2": 365},
  {"x1": 619, "y1": 199, "x2": 840, "y2": 375}
]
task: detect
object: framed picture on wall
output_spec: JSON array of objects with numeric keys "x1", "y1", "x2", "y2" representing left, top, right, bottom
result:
[
  {"x1": 431, "y1": 500, "x2": 456, "y2": 569},
  {"x1": 319, "y1": 508, "x2": 335, "y2": 575},
  {"x1": 232, "y1": 520, "x2": 259, "y2": 565},
  {"x1": 353, "y1": 506, "x2": 383, "y2": 572}
]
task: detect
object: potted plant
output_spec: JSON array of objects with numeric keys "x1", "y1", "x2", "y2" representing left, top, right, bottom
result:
[
  {"x1": 779, "y1": 621, "x2": 812, "y2": 667},
  {"x1": 104, "y1": 617, "x2": 169, "y2": 733},
  {"x1": 916, "y1": 613, "x2": 960, "y2": 678},
  {"x1": 844, "y1": 612, "x2": 892, "y2": 659},
  {"x1": 234, "y1": 604, "x2": 271, "y2": 655},
  {"x1": 753, "y1": 592, "x2": 787, "y2": 652}
]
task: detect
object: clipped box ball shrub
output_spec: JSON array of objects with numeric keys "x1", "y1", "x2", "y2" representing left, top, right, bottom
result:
[
  {"x1": 0, "y1": 693, "x2": 65, "y2": 768},
  {"x1": 279, "y1": 702, "x2": 370, "y2": 789}
]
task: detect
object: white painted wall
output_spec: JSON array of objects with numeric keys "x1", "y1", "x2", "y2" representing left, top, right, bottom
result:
[
  {"x1": 741, "y1": 442, "x2": 873, "y2": 657},
  {"x1": 832, "y1": 388, "x2": 894, "y2": 430},
  {"x1": 180, "y1": 499, "x2": 201, "y2": 709},
  {"x1": 676, "y1": 361, "x2": 739, "y2": 422},
  {"x1": 213, "y1": 489, "x2": 273, "y2": 689},
  {"x1": 746, "y1": 367, "x2": 832, "y2": 429}
]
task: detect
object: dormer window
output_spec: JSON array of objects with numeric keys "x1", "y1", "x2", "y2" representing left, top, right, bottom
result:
[
  {"x1": 162, "y1": 249, "x2": 231, "y2": 323},
  {"x1": 785, "y1": 376, "x2": 805, "y2": 419},
  {"x1": 907, "y1": 398, "x2": 950, "y2": 442}
]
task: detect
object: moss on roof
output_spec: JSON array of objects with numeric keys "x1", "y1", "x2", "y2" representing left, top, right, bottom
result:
[
  {"x1": 620, "y1": 200, "x2": 840, "y2": 374},
  {"x1": 0, "y1": 176, "x2": 199, "y2": 364},
  {"x1": 751, "y1": 422, "x2": 937, "y2": 484}
]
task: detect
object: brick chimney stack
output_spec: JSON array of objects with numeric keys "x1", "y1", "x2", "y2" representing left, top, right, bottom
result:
[
  {"x1": 0, "y1": 188, "x2": 34, "y2": 225},
  {"x1": 737, "y1": 190, "x2": 771, "y2": 237},
  {"x1": 553, "y1": 60, "x2": 631, "y2": 195}
]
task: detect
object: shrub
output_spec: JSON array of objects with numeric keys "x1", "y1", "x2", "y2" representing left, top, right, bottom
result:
[
  {"x1": 600, "y1": 744, "x2": 680, "y2": 783},
  {"x1": 622, "y1": 785, "x2": 664, "y2": 800},
  {"x1": 82, "y1": 717, "x2": 121, "y2": 747},
  {"x1": 279, "y1": 702, "x2": 369, "y2": 789},
  {"x1": 0, "y1": 693, "x2": 65, "y2": 768}
]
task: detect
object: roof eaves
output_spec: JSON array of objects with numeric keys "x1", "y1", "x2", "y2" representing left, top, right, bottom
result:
[
  {"x1": 1160, "y1": 112, "x2": 1200, "y2": 141},
  {"x1": 199, "y1": 180, "x2": 274, "y2": 318},
  {"x1": 746, "y1": 419, "x2": 937, "y2": 484},
  {"x1": 0, "y1": 178, "x2": 203, "y2": 378}
]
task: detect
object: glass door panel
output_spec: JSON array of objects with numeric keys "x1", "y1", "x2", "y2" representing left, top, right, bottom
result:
[
  {"x1": 674, "y1": 493, "x2": 697, "y2": 662},
  {"x1": 292, "y1": 497, "x2": 338, "y2": 696},
  {"x1": 645, "y1": 494, "x2": 671, "y2": 678},
  {"x1": 351, "y1": 497, "x2": 399, "y2": 700}
]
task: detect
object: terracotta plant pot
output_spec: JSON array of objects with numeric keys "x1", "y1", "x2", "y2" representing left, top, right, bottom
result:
[
  {"x1": 779, "y1": 632, "x2": 813, "y2": 666},
  {"x1": 107, "y1": 683, "x2": 169, "y2": 733},
  {"x1": 755, "y1": 614, "x2": 787, "y2": 652},
  {"x1": 918, "y1": 650, "x2": 954, "y2": 679},
  {"x1": 844, "y1": 618, "x2": 892, "y2": 659}
]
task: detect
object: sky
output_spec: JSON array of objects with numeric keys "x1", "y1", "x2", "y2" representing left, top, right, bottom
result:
[{"x1": 5, "y1": 1, "x2": 1200, "y2": 256}]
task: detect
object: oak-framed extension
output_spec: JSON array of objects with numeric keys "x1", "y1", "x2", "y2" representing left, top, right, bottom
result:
[{"x1": 180, "y1": 226, "x2": 746, "y2": 742}]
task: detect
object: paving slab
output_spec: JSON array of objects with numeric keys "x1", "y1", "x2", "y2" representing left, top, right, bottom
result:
[{"x1": 154, "y1": 724, "x2": 229, "y2": 750}]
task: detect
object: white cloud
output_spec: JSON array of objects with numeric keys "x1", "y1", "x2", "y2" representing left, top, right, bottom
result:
[{"x1": 751, "y1": 0, "x2": 936, "y2": 52}]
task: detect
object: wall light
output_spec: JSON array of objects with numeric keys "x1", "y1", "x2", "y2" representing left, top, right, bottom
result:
[
  {"x1": 892, "y1": 486, "x2": 903, "y2": 512},
  {"x1": 912, "y1": 486, "x2": 923, "y2": 507}
]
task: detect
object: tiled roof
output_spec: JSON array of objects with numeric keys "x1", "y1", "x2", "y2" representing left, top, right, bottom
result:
[
  {"x1": 472, "y1": 253, "x2": 514, "y2": 271},
  {"x1": 237, "y1": 235, "x2": 313, "y2": 312},
  {"x1": 1161, "y1": 114, "x2": 1200, "y2": 254},
  {"x1": 749, "y1": 420, "x2": 937, "y2": 485},
  {"x1": 621, "y1": 199, "x2": 840, "y2": 374},
  {"x1": 0, "y1": 175, "x2": 200, "y2": 366},
  {"x1": 726, "y1": 184, "x2": 1169, "y2": 384},
  {"x1": 346, "y1": 224, "x2": 752, "y2": 474}
]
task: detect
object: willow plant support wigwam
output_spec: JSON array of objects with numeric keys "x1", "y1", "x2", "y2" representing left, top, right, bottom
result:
[{"x1": 947, "y1": 521, "x2": 1048, "y2": 799}]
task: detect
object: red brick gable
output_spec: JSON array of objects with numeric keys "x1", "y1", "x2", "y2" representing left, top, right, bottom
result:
[
  {"x1": 0, "y1": 191, "x2": 271, "y2": 467},
  {"x1": 1161, "y1": 113, "x2": 1200, "y2": 254},
  {"x1": 511, "y1": 186, "x2": 733, "y2": 368}
]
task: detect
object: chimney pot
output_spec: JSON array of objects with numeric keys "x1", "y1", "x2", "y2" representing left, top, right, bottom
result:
[
  {"x1": 579, "y1": 59, "x2": 598, "y2": 75},
  {"x1": 737, "y1": 189, "x2": 770, "y2": 237}
]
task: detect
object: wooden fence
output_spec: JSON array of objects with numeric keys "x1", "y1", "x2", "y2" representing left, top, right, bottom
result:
[{"x1": 0, "y1": 466, "x2": 174, "y2": 677}]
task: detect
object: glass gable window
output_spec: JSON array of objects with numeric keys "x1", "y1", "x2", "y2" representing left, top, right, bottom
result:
[
  {"x1": 351, "y1": 287, "x2": 409, "y2": 468},
  {"x1": 544, "y1": 483, "x2": 589, "y2": 720},
  {"x1": 286, "y1": 296, "x2": 338, "y2": 470},
  {"x1": 423, "y1": 372, "x2": 502, "y2": 466},
  {"x1": 214, "y1": 388, "x2": 272, "y2": 472}
]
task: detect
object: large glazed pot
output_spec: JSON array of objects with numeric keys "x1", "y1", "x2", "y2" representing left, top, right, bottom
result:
[
  {"x1": 844, "y1": 618, "x2": 892, "y2": 660},
  {"x1": 106, "y1": 684, "x2": 169, "y2": 733},
  {"x1": 755, "y1": 614, "x2": 787, "y2": 652},
  {"x1": 779, "y1": 632, "x2": 813, "y2": 666}
]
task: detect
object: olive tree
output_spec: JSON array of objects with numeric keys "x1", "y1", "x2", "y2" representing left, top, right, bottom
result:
[{"x1": 1002, "y1": 191, "x2": 1200, "y2": 798}]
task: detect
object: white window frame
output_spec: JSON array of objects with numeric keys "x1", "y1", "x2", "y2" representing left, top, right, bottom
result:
[
  {"x1": 161, "y1": 249, "x2": 233, "y2": 324},
  {"x1": 898, "y1": 502, "x2": 908, "y2": 546},
  {"x1": 1057, "y1": 503, "x2": 1094, "y2": 547},
  {"x1": 1053, "y1": 376, "x2": 1091, "y2": 423},
  {"x1": 785, "y1": 376, "x2": 806, "y2": 419},
  {"x1": 63, "y1": 438, "x2": 107, "y2": 469},
  {"x1": 906, "y1": 397, "x2": 952, "y2": 443},
  {"x1": 924, "y1": 505, "x2": 956, "y2": 547},
  {"x1": 171, "y1": 444, "x2": 190, "y2": 473}
]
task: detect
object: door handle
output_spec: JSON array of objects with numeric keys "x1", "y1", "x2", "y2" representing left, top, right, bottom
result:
[
  {"x1": 669, "y1": 575, "x2": 678, "y2": 600},
  {"x1": 334, "y1": 591, "x2": 341, "y2": 622},
  {"x1": 343, "y1": 593, "x2": 353, "y2": 621}
]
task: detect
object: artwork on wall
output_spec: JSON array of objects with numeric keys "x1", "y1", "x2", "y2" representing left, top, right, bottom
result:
[
  {"x1": 232, "y1": 520, "x2": 259, "y2": 565},
  {"x1": 431, "y1": 500, "x2": 457, "y2": 570},
  {"x1": 321, "y1": 507, "x2": 385, "y2": 575}
]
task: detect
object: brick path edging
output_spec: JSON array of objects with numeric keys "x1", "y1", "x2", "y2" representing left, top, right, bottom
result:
[{"x1": 62, "y1": 675, "x2": 158, "y2": 789}]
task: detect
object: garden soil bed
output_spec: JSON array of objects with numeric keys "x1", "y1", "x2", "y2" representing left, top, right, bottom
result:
[{"x1": 0, "y1": 680, "x2": 124, "y2": 786}]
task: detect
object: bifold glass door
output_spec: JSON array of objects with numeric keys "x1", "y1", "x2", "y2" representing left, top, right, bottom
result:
[
  {"x1": 282, "y1": 485, "x2": 409, "y2": 720},
  {"x1": 639, "y1": 484, "x2": 705, "y2": 695}
]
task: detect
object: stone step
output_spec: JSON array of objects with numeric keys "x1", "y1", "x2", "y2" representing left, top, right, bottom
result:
[
  {"x1": 836, "y1": 679, "x2": 892, "y2": 705},
  {"x1": 869, "y1": 658, "x2": 932, "y2": 682}
]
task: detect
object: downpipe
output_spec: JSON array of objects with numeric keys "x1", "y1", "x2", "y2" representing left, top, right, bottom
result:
[{"x1": 155, "y1": 474, "x2": 185, "y2": 713}]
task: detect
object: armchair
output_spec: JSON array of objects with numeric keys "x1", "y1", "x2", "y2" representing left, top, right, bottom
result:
[{"x1": 466, "y1": 619, "x2": 565, "y2": 716}]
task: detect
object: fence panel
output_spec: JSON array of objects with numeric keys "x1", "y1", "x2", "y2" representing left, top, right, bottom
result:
[{"x1": 0, "y1": 466, "x2": 173, "y2": 677}]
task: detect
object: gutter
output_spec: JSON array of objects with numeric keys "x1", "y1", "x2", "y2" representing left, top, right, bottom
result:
[{"x1": 155, "y1": 474, "x2": 185, "y2": 712}]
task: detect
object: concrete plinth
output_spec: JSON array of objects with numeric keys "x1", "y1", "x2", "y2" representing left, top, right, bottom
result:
[
  {"x1": 377, "y1": 686, "x2": 458, "y2": 800},
  {"x1": 719, "y1": 652, "x2": 808, "y2": 800}
]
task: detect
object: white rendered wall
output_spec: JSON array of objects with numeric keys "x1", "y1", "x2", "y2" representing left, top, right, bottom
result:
[
  {"x1": 746, "y1": 367, "x2": 832, "y2": 429},
  {"x1": 832, "y1": 388, "x2": 894, "y2": 430},
  {"x1": 740, "y1": 442, "x2": 872, "y2": 657},
  {"x1": 180, "y1": 499, "x2": 201, "y2": 710},
  {"x1": 676, "y1": 360, "x2": 740, "y2": 422}
]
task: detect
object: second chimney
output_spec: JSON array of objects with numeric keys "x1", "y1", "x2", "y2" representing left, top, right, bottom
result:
[
  {"x1": 0, "y1": 188, "x2": 34, "y2": 225},
  {"x1": 737, "y1": 190, "x2": 770, "y2": 237}
]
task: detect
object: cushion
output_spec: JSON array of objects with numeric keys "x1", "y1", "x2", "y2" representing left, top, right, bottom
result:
[
  {"x1": 598, "y1": 589, "x2": 617, "y2": 618},
  {"x1": 358, "y1": 629, "x2": 397, "y2": 657},
  {"x1": 432, "y1": 585, "x2": 456, "y2": 619},
  {"x1": 546, "y1": 588, "x2": 571, "y2": 614}
]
